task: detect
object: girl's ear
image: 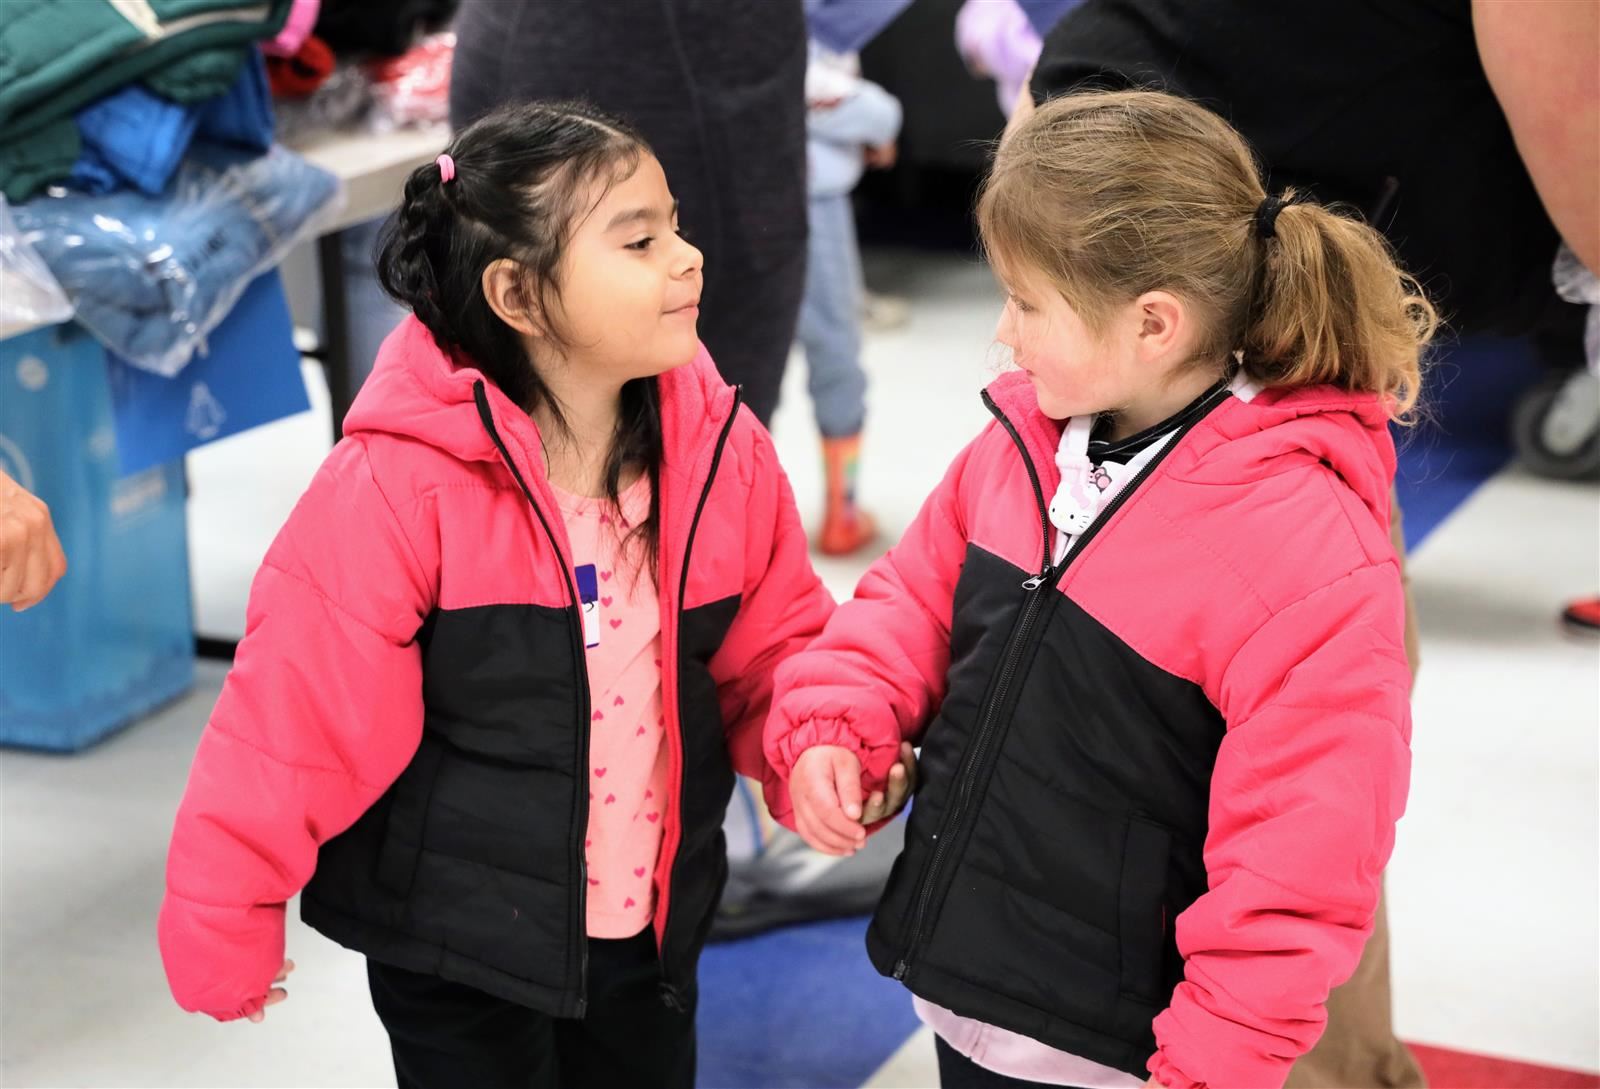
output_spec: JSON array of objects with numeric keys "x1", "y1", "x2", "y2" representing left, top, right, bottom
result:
[
  {"x1": 1132, "y1": 290, "x2": 1188, "y2": 364},
  {"x1": 482, "y1": 259, "x2": 547, "y2": 338}
]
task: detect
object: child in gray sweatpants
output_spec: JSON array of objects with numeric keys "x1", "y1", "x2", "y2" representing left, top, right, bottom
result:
[{"x1": 800, "y1": 44, "x2": 902, "y2": 556}]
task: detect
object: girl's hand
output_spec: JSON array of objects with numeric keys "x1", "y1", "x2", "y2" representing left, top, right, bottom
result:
[
  {"x1": 245, "y1": 959, "x2": 295, "y2": 1023},
  {"x1": 791, "y1": 746, "x2": 870, "y2": 856},
  {"x1": 860, "y1": 742, "x2": 918, "y2": 825}
]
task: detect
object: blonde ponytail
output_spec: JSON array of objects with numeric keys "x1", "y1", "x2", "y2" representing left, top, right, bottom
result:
[{"x1": 1244, "y1": 191, "x2": 1436, "y2": 420}]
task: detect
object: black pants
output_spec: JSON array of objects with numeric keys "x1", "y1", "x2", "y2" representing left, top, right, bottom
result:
[
  {"x1": 367, "y1": 930, "x2": 696, "y2": 1089},
  {"x1": 935, "y1": 1036, "x2": 1087, "y2": 1089}
]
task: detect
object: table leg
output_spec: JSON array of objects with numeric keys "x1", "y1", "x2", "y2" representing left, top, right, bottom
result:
[{"x1": 317, "y1": 230, "x2": 353, "y2": 444}]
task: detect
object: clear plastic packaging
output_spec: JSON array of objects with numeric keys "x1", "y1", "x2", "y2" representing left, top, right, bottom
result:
[
  {"x1": 0, "y1": 196, "x2": 73, "y2": 335},
  {"x1": 272, "y1": 64, "x2": 375, "y2": 146},
  {"x1": 12, "y1": 144, "x2": 343, "y2": 376}
]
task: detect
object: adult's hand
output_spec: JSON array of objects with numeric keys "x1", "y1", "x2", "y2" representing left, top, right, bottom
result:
[{"x1": 0, "y1": 468, "x2": 66, "y2": 611}]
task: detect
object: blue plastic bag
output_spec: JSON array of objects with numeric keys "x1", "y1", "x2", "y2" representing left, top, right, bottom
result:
[{"x1": 106, "y1": 270, "x2": 309, "y2": 475}]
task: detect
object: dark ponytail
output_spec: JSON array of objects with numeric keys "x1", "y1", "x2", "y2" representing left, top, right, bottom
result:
[{"x1": 376, "y1": 100, "x2": 666, "y2": 569}]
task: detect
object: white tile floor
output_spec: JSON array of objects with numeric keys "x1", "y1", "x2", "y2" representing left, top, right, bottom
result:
[
  {"x1": 1388, "y1": 468, "x2": 1599, "y2": 1069},
  {"x1": 2, "y1": 251, "x2": 1596, "y2": 1087}
]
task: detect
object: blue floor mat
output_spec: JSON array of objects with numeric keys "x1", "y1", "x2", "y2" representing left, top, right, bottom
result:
[
  {"x1": 697, "y1": 915, "x2": 921, "y2": 1088},
  {"x1": 1394, "y1": 335, "x2": 1547, "y2": 549}
]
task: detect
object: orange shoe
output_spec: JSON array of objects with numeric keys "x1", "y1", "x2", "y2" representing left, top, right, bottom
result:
[{"x1": 817, "y1": 435, "x2": 878, "y2": 556}]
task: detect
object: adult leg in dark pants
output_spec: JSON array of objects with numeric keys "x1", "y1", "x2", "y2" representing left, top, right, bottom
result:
[
  {"x1": 695, "y1": 242, "x2": 806, "y2": 426},
  {"x1": 367, "y1": 930, "x2": 695, "y2": 1089}
]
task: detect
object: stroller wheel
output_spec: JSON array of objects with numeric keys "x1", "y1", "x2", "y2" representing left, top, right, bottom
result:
[{"x1": 1511, "y1": 370, "x2": 1600, "y2": 481}]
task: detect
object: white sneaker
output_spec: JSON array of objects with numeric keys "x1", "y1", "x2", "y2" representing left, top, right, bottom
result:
[{"x1": 861, "y1": 291, "x2": 911, "y2": 332}]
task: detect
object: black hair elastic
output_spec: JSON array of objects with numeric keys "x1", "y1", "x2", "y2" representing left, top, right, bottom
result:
[{"x1": 1254, "y1": 191, "x2": 1308, "y2": 241}]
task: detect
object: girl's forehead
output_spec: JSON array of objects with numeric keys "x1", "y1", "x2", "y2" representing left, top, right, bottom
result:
[
  {"x1": 572, "y1": 155, "x2": 667, "y2": 229},
  {"x1": 596, "y1": 154, "x2": 665, "y2": 202}
]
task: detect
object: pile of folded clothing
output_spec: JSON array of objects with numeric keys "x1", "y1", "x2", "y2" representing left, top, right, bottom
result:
[
  {"x1": 3, "y1": 0, "x2": 341, "y2": 375},
  {"x1": 0, "y1": 0, "x2": 298, "y2": 202}
]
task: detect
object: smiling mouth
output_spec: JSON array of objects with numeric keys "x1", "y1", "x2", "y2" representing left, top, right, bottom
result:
[{"x1": 666, "y1": 300, "x2": 700, "y2": 315}]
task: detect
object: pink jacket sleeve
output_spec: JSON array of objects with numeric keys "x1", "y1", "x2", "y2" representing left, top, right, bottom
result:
[
  {"x1": 709, "y1": 428, "x2": 836, "y2": 818},
  {"x1": 158, "y1": 440, "x2": 434, "y2": 1021},
  {"x1": 1150, "y1": 564, "x2": 1413, "y2": 1089},
  {"x1": 764, "y1": 437, "x2": 976, "y2": 817}
]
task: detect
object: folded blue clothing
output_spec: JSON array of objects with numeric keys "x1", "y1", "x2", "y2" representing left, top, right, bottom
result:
[
  {"x1": 16, "y1": 141, "x2": 340, "y2": 375},
  {"x1": 195, "y1": 51, "x2": 274, "y2": 153},
  {"x1": 70, "y1": 85, "x2": 200, "y2": 195},
  {"x1": 66, "y1": 144, "x2": 123, "y2": 197},
  {"x1": 70, "y1": 53, "x2": 273, "y2": 197}
]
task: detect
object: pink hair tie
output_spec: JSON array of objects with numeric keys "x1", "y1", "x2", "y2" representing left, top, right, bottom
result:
[{"x1": 436, "y1": 154, "x2": 456, "y2": 183}]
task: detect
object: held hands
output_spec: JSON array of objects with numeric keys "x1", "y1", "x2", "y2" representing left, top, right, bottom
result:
[
  {"x1": 236, "y1": 746, "x2": 917, "y2": 1014},
  {"x1": 790, "y1": 742, "x2": 918, "y2": 856},
  {"x1": 240, "y1": 742, "x2": 916, "y2": 1016}
]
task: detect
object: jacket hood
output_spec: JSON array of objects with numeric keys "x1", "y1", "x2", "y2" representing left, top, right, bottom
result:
[{"x1": 343, "y1": 316, "x2": 739, "y2": 475}]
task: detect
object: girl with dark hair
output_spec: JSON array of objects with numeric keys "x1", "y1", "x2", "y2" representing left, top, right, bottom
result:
[{"x1": 157, "y1": 100, "x2": 910, "y2": 1088}]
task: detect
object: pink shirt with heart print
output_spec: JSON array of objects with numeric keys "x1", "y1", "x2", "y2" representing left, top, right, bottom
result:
[{"x1": 553, "y1": 475, "x2": 671, "y2": 939}]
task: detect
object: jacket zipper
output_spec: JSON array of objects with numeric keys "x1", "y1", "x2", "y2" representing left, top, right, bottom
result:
[
  {"x1": 658, "y1": 387, "x2": 743, "y2": 1011},
  {"x1": 473, "y1": 383, "x2": 592, "y2": 1018},
  {"x1": 1053, "y1": 383, "x2": 1232, "y2": 572},
  {"x1": 893, "y1": 388, "x2": 1227, "y2": 982}
]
